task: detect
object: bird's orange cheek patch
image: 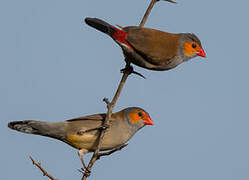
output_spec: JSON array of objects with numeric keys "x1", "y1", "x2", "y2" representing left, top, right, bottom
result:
[
  {"x1": 128, "y1": 113, "x2": 140, "y2": 124},
  {"x1": 183, "y1": 42, "x2": 197, "y2": 56}
]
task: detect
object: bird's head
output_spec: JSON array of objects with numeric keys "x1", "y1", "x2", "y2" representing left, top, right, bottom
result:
[
  {"x1": 180, "y1": 33, "x2": 206, "y2": 59},
  {"x1": 124, "y1": 107, "x2": 153, "y2": 131}
]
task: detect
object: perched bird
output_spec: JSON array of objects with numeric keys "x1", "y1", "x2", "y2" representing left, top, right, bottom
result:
[
  {"x1": 85, "y1": 18, "x2": 206, "y2": 71},
  {"x1": 8, "y1": 107, "x2": 153, "y2": 169}
]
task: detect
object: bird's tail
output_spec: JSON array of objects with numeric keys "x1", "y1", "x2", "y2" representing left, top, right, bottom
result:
[
  {"x1": 85, "y1": 17, "x2": 131, "y2": 49},
  {"x1": 85, "y1": 17, "x2": 118, "y2": 36},
  {"x1": 8, "y1": 120, "x2": 66, "y2": 141}
]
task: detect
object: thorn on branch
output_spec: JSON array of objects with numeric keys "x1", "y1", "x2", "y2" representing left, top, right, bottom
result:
[
  {"x1": 163, "y1": 0, "x2": 176, "y2": 3},
  {"x1": 132, "y1": 71, "x2": 146, "y2": 79},
  {"x1": 29, "y1": 156, "x2": 58, "y2": 180}
]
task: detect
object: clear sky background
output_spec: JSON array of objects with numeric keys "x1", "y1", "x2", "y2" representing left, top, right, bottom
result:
[{"x1": 1, "y1": 0, "x2": 249, "y2": 180}]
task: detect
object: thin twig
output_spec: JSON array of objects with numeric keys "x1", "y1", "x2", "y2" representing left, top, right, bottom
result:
[
  {"x1": 97, "y1": 144, "x2": 128, "y2": 159},
  {"x1": 139, "y1": 0, "x2": 176, "y2": 27},
  {"x1": 81, "y1": 64, "x2": 133, "y2": 180},
  {"x1": 140, "y1": 0, "x2": 158, "y2": 27},
  {"x1": 29, "y1": 156, "x2": 58, "y2": 180}
]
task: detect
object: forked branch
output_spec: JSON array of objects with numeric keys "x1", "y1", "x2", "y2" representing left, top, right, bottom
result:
[
  {"x1": 81, "y1": 64, "x2": 135, "y2": 180},
  {"x1": 28, "y1": 1, "x2": 177, "y2": 179}
]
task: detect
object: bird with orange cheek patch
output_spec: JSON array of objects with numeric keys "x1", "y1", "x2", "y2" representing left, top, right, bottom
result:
[
  {"x1": 8, "y1": 107, "x2": 153, "y2": 170},
  {"x1": 85, "y1": 18, "x2": 206, "y2": 71}
]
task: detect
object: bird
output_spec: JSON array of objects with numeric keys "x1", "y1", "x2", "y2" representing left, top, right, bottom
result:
[
  {"x1": 8, "y1": 107, "x2": 153, "y2": 171},
  {"x1": 85, "y1": 17, "x2": 206, "y2": 71}
]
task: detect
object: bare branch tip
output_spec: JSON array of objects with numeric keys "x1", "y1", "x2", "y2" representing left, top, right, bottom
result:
[
  {"x1": 29, "y1": 156, "x2": 34, "y2": 163},
  {"x1": 28, "y1": 155, "x2": 58, "y2": 180},
  {"x1": 103, "y1": 97, "x2": 110, "y2": 104}
]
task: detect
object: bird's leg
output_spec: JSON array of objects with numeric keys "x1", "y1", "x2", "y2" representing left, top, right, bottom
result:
[
  {"x1": 78, "y1": 149, "x2": 91, "y2": 175},
  {"x1": 120, "y1": 62, "x2": 146, "y2": 79}
]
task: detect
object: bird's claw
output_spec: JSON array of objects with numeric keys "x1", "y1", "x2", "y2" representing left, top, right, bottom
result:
[
  {"x1": 100, "y1": 124, "x2": 110, "y2": 130},
  {"x1": 80, "y1": 167, "x2": 91, "y2": 177},
  {"x1": 103, "y1": 97, "x2": 110, "y2": 105},
  {"x1": 78, "y1": 161, "x2": 91, "y2": 177},
  {"x1": 120, "y1": 64, "x2": 146, "y2": 79},
  {"x1": 120, "y1": 64, "x2": 133, "y2": 74}
]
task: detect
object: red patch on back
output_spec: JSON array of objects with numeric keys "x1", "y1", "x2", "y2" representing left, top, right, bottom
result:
[{"x1": 111, "y1": 26, "x2": 132, "y2": 49}]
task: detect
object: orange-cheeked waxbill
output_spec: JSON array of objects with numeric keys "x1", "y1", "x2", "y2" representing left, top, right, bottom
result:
[
  {"x1": 85, "y1": 17, "x2": 206, "y2": 71},
  {"x1": 8, "y1": 107, "x2": 153, "y2": 168}
]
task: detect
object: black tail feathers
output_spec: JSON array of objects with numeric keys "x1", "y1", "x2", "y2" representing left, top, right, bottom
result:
[
  {"x1": 85, "y1": 17, "x2": 117, "y2": 36},
  {"x1": 8, "y1": 120, "x2": 39, "y2": 134},
  {"x1": 8, "y1": 120, "x2": 66, "y2": 141}
]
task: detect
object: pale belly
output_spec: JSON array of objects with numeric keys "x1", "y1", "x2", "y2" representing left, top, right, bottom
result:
[{"x1": 66, "y1": 131, "x2": 128, "y2": 151}]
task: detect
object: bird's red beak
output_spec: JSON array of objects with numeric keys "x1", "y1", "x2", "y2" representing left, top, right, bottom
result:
[
  {"x1": 144, "y1": 117, "x2": 154, "y2": 126},
  {"x1": 196, "y1": 49, "x2": 206, "y2": 58}
]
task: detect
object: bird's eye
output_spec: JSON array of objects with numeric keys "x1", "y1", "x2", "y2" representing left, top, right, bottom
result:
[
  {"x1": 192, "y1": 43, "x2": 197, "y2": 48},
  {"x1": 138, "y1": 112, "x2": 143, "y2": 117}
]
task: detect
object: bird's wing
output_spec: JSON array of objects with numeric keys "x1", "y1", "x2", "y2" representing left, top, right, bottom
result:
[
  {"x1": 124, "y1": 27, "x2": 180, "y2": 66},
  {"x1": 67, "y1": 113, "x2": 105, "y2": 122},
  {"x1": 66, "y1": 113, "x2": 106, "y2": 136},
  {"x1": 64, "y1": 114, "x2": 107, "y2": 149}
]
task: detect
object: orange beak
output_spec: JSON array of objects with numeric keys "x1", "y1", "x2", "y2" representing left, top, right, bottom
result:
[
  {"x1": 196, "y1": 49, "x2": 206, "y2": 58},
  {"x1": 144, "y1": 117, "x2": 154, "y2": 125}
]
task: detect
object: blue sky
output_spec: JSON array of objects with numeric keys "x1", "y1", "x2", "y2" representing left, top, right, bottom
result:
[{"x1": 1, "y1": 0, "x2": 249, "y2": 180}]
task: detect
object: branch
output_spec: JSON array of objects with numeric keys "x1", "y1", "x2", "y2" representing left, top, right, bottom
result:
[
  {"x1": 26, "y1": 2, "x2": 176, "y2": 180},
  {"x1": 81, "y1": 64, "x2": 133, "y2": 180},
  {"x1": 97, "y1": 144, "x2": 128, "y2": 159},
  {"x1": 29, "y1": 156, "x2": 58, "y2": 180},
  {"x1": 139, "y1": 0, "x2": 176, "y2": 27}
]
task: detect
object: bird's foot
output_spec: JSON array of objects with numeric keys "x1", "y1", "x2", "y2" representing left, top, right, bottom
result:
[
  {"x1": 103, "y1": 97, "x2": 110, "y2": 105},
  {"x1": 120, "y1": 64, "x2": 146, "y2": 79},
  {"x1": 79, "y1": 159, "x2": 91, "y2": 176},
  {"x1": 99, "y1": 123, "x2": 110, "y2": 130},
  {"x1": 81, "y1": 167, "x2": 91, "y2": 176},
  {"x1": 78, "y1": 168, "x2": 91, "y2": 177}
]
